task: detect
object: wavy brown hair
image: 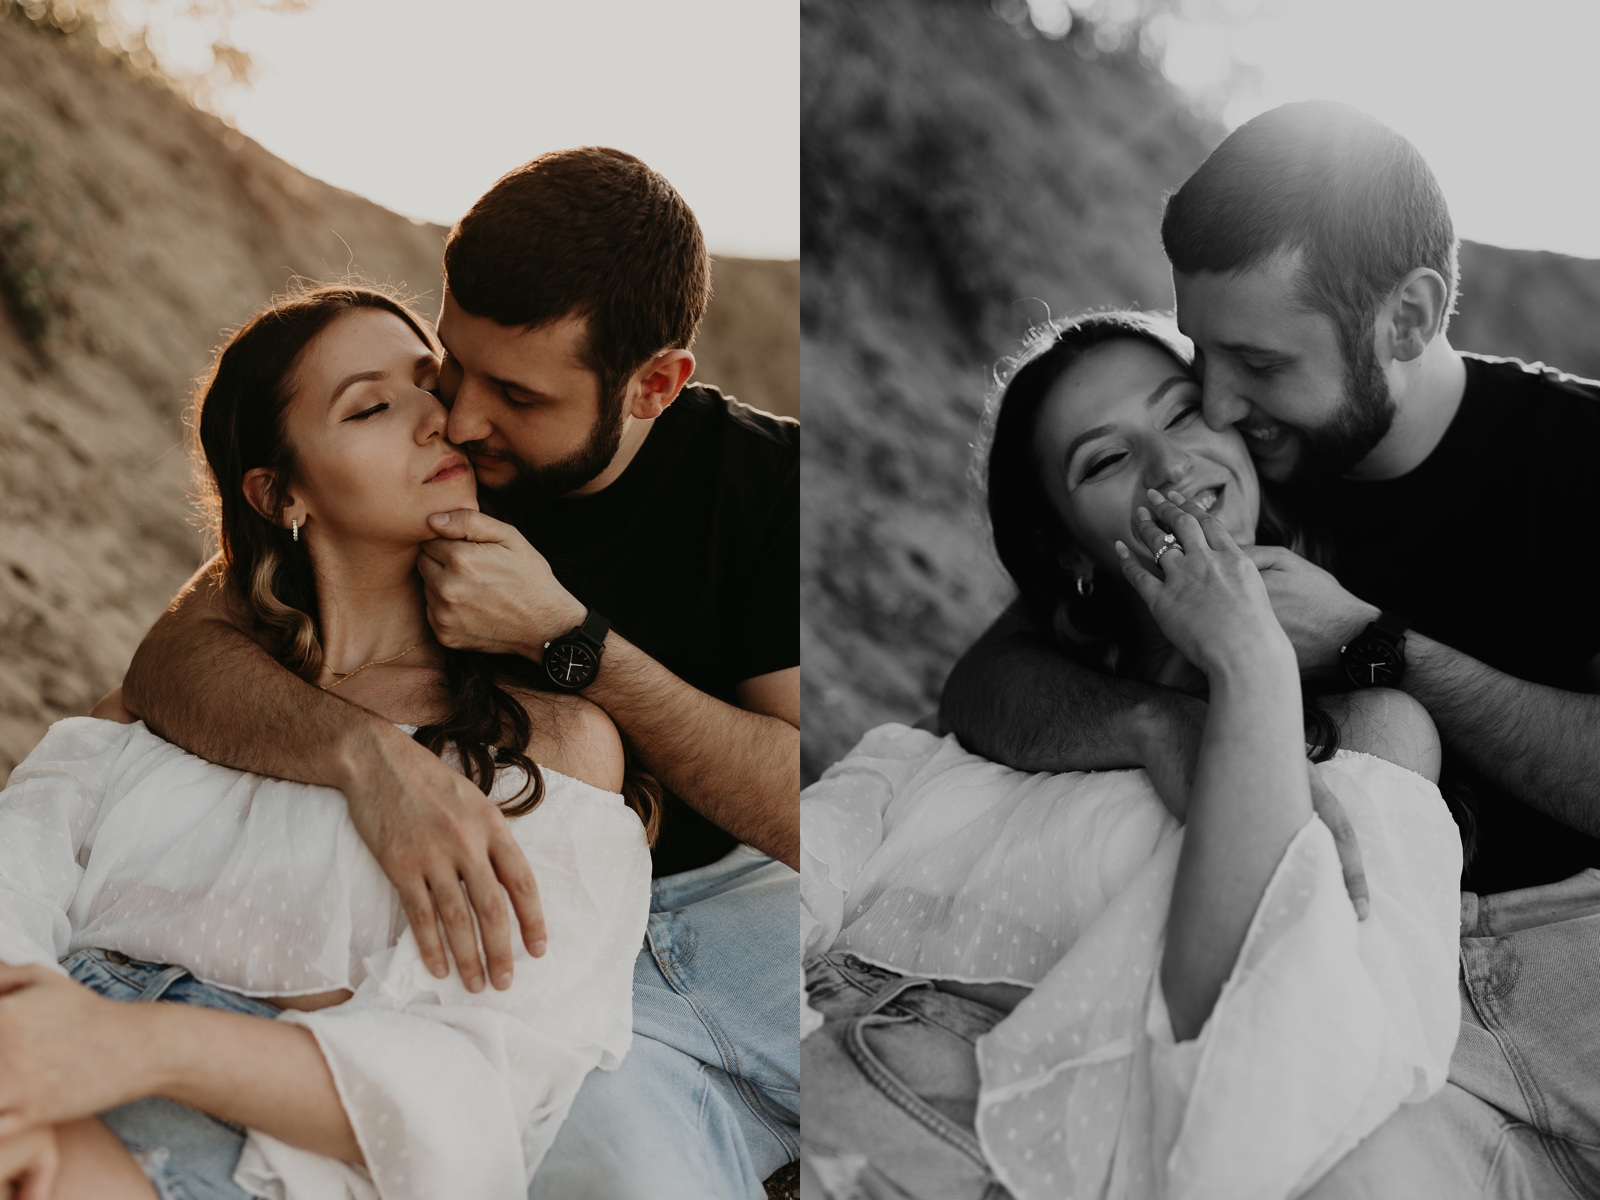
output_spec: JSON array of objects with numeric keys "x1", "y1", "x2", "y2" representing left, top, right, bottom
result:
[{"x1": 190, "y1": 282, "x2": 660, "y2": 840}]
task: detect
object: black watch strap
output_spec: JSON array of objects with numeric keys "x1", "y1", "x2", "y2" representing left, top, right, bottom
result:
[
  {"x1": 576, "y1": 608, "x2": 610, "y2": 650},
  {"x1": 1370, "y1": 611, "x2": 1409, "y2": 642}
]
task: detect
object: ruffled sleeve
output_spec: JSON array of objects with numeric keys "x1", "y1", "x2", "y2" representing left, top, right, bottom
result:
[
  {"x1": 235, "y1": 779, "x2": 652, "y2": 1200},
  {"x1": 975, "y1": 752, "x2": 1462, "y2": 1200},
  {"x1": 801, "y1": 723, "x2": 942, "y2": 961},
  {"x1": 0, "y1": 718, "x2": 141, "y2": 970}
]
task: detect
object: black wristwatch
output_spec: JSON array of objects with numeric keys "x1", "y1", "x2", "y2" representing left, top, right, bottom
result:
[
  {"x1": 1341, "y1": 612, "x2": 1408, "y2": 689},
  {"x1": 542, "y1": 609, "x2": 610, "y2": 692}
]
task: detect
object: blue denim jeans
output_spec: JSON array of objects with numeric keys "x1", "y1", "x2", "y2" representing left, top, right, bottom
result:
[
  {"x1": 528, "y1": 846, "x2": 801, "y2": 1200},
  {"x1": 64, "y1": 948, "x2": 281, "y2": 1200},
  {"x1": 1305, "y1": 868, "x2": 1600, "y2": 1199},
  {"x1": 801, "y1": 953, "x2": 1013, "y2": 1200}
]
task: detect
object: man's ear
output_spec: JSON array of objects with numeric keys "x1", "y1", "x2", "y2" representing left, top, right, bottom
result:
[
  {"x1": 242, "y1": 467, "x2": 296, "y2": 528},
  {"x1": 1381, "y1": 267, "x2": 1450, "y2": 364},
  {"x1": 628, "y1": 349, "x2": 696, "y2": 420}
]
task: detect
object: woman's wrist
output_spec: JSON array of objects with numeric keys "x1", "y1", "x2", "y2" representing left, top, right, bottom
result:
[
  {"x1": 1196, "y1": 628, "x2": 1299, "y2": 689},
  {"x1": 107, "y1": 1000, "x2": 181, "y2": 1104}
]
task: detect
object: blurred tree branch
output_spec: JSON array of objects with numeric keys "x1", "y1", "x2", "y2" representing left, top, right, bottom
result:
[{"x1": 0, "y1": 0, "x2": 315, "y2": 111}]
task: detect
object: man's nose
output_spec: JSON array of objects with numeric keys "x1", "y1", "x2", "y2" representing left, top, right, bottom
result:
[
  {"x1": 1200, "y1": 366, "x2": 1252, "y2": 433},
  {"x1": 445, "y1": 378, "x2": 494, "y2": 445}
]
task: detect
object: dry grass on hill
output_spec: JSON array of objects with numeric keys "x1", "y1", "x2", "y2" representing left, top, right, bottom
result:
[{"x1": 0, "y1": 15, "x2": 796, "y2": 776}]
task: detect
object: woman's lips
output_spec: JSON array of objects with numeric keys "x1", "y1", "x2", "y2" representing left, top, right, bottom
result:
[{"x1": 424, "y1": 460, "x2": 470, "y2": 484}]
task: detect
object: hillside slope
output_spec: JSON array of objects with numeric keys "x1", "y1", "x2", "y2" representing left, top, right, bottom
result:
[
  {"x1": 0, "y1": 16, "x2": 795, "y2": 775},
  {"x1": 801, "y1": 0, "x2": 1217, "y2": 780},
  {"x1": 800, "y1": 0, "x2": 1600, "y2": 783}
]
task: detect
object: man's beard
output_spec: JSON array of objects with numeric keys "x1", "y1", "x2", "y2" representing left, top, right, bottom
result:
[
  {"x1": 474, "y1": 391, "x2": 628, "y2": 513},
  {"x1": 1287, "y1": 334, "x2": 1397, "y2": 486}
]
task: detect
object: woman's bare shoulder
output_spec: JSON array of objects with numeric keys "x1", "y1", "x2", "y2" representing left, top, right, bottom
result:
[
  {"x1": 1324, "y1": 688, "x2": 1442, "y2": 784},
  {"x1": 509, "y1": 688, "x2": 625, "y2": 793}
]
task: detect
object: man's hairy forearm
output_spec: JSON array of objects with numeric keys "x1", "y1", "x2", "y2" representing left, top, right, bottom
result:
[
  {"x1": 121, "y1": 570, "x2": 389, "y2": 790},
  {"x1": 939, "y1": 613, "x2": 1182, "y2": 774},
  {"x1": 1404, "y1": 633, "x2": 1600, "y2": 836},
  {"x1": 588, "y1": 637, "x2": 799, "y2": 869}
]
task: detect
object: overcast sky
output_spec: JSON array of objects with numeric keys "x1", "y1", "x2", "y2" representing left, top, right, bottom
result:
[{"x1": 162, "y1": 0, "x2": 798, "y2": 259}]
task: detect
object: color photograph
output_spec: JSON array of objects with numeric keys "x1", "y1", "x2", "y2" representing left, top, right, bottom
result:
[{"x1": 0, "y1": 1, "x2": 798, "y2": 1197}]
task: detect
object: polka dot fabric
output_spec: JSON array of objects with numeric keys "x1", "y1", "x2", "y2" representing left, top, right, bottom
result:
[
  {"x1": 803, "y1": 725, "x2": 1461, "y2": 1200},
  {"x1": 0, "y1": 718, "x2": 651, "y2": 1200}
]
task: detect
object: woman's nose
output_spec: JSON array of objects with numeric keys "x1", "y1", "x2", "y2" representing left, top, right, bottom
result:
[
  {"x1": 417, "y1": 392, "x2": 450, "y2": 443},
  {"x1": 1145, "y1": 437, "x2": 1195, "y2": 494}
]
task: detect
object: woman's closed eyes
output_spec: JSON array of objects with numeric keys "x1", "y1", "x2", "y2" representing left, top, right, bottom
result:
[{"x1": 1079, "y1": 397, "x2": 1203, "y2": 482}]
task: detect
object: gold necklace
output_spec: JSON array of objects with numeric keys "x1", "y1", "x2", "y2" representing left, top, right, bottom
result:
[{"x1": 320, "y1": 641, "x2": 423, "y2": 691}]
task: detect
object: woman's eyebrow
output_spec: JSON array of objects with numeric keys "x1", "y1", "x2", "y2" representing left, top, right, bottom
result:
[
  {"x1": 1063, "y1": 423, "x2": 1115, "y2": 474},
  {"x1": 328, "y1": 369, "x2": 386, "y2": 406},
  {"x1": 1144, "y1": 375, "x2": 1192, "y2": 406}
]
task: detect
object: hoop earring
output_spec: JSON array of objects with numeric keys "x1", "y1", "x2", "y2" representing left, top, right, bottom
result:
[
  {"x1": 292, "y1": 518, "x2": 299, "y2": 543},
  {"x1": 1076, "y1": 574, "x2": 1093, "y2": 598}
]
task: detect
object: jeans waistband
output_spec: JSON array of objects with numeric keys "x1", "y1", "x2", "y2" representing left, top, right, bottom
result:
[
  {"x1": 806, "y1": 953, "x2": 1009, "y2": 1044},
  {"x1": 1461, "y1": 868, "x2": 1600, "y2": 938}
]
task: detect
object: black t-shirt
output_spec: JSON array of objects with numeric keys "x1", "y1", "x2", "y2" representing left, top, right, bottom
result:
[
  {"x1": 1300, "y1": 354, "x2": 1600, "y2": 894},
  {"x1": 507, "y1": 385, "x2": 799, "y2": 877}
]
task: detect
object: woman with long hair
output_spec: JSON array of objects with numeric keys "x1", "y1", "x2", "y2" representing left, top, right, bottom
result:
[
  {"x1": 801, "y1": 311, "x2": 1464, "y2": 1199},
  {"x1": 0, "y1": 285, "x2": 657, "y2": 1200}
]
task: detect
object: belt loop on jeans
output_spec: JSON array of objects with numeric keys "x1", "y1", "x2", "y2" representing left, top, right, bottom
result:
[
  {"x1": 862, "y1": 972, "x2": 934, "y2": 1017},
  {"x1": 136, "y1": 965, "x2": 192, "y2": 1003}
]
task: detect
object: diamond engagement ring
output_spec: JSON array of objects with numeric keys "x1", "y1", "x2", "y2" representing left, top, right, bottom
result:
[{"x1": 1153, "y1": 541, "x2": 1181, "y2": 564}]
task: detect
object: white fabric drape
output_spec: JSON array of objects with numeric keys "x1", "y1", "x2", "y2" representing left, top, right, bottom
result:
[
  {"x1": 0, "y1": 717, "x2": 651, "y2": 1200},
  {"x1": 802, "y1": 724, "x2": 1461, "y2": 1200}
]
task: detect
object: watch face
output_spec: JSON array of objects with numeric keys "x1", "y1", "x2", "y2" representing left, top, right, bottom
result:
[
  {"x1": 546, "y1": 640, "x2": 598, "y2": 688},
  {"x1": 1345, "y1": 636, "x2": 1402, "y2": 688}
]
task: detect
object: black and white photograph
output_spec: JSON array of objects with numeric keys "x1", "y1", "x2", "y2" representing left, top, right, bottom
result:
[{"x1": 800, "y1": 0, "x2": 1600, "y2": 1196}]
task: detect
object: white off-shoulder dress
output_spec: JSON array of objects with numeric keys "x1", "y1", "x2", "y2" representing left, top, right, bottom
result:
[
  {"x1": 0, "y1": 717, "x2": 652, "y2": 1200},
  {"x1": 802, "y1": 724, "x2": 1463, "y2": 1200}
]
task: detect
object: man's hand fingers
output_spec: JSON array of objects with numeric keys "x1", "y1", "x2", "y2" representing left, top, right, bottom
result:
[
  {"x1": 462, "y1": 866, "x2": 514, "y2": 990},
  {"x1": 399, "y1": 883, "x2": 450, "y2": 979},
  {"x1": 426, "y1": 509, "x2": 517, "y2": 544},
  {"x1": 430, "y1": 871, "x2": 486, "y2": 992},
  {"x1": 491, "y1": 836, "x2": 547, "y2": 958},
  {"x1": 1309, "y1": 764, "x2": 1370, "y2": 921}
]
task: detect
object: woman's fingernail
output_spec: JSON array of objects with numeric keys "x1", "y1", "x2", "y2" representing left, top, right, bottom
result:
[
  {"x1": 1168, "y1": 490, "x2": 1186, "y2": 504},
  {"x1": 494, "y1": 971, "x2": 513, "y2": 990},
  {"x1": 429, "y1": 512, "x2": 450, "y2": 527},
  {"x1": 532, "y1": 939, "x2": 548, "y2": 957},
  {"x1": 431, "y1": 962, "x2": 449, "y2": 978},
  {"x1": 1114, "y1": 540, "x2": 1131, "y2": 559},
  {"x1": 1146, "y1": 487, "x2": 1164, "y2": 503},
  {"x1": 1135, "y1": 506, "x2": 1151, "y2": 522}
]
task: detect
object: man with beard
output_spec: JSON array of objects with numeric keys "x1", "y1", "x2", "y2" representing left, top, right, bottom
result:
[
  {"x1": 941, "y1": 102, "x2": 1600, "y2": 1190},
  {"x1": 119, "y1": 148, "x2": 799, "y2": 1199}
]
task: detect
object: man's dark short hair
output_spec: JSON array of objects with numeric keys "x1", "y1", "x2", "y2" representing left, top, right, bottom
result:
[
  {"x1": 1161, "y1": 100, "x2": 1457, "y2": 363},
  {"x1": 444, "y1": 147, "x2": 711, "y2": 402}
]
